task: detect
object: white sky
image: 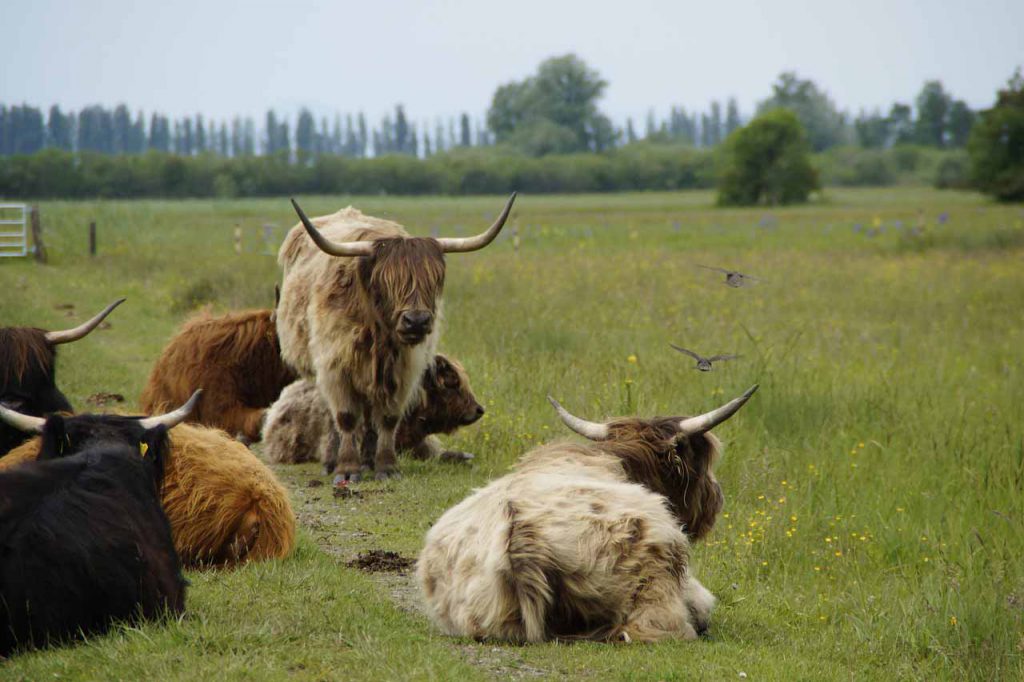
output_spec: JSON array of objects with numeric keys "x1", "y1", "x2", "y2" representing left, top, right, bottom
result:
[{"x1": 2, "y1": 0, "x2": 1022, "y2": 128}]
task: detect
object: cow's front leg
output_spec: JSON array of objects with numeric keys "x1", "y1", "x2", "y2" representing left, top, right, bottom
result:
[
  {"x1": 682, "y1": 575, "x2": 716, "y2": 638},
  {"x1": 330, "y1": 410, "x2": 363, "y2": 481},
  {"x1": 373, "y1": 413, "x2": 401, "y2": 480}
]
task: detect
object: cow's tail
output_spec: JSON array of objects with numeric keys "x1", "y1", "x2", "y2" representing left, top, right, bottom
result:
[{"x1": 501, "y1": 501, "x2": 553, "y2": 642}]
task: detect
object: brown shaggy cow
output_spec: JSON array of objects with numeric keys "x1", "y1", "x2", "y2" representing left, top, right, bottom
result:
[
  {"x1": 417, "y1": 385, "x2": 758, "y2": 644},
  {"x1": 139, "y1": 306, "x2": 297, "y2": 443},
  {"x1": 1, "y1": 299, "x2": 124, "y2": 456},
  {"x1": 278, "y1": 194, "x2": 514, "y2": 480},
  {"x1": 262, "y1": 354, "x2": 484, "y2": 466},
  {"x1": 0, "y1": 408, "x2": 296, "y2": 569}
]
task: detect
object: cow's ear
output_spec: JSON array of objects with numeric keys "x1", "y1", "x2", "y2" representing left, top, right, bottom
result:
[
  {"x1": 139, "y1": 424, "x2": 170, "y2": 485},
  {"x1": 37, "y1": 415, "x2": 68, "y2": 461}
]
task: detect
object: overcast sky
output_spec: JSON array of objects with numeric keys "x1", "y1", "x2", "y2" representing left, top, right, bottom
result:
[{"x1": 3, "y1": 0, "x2": 1022, "y2": 127}]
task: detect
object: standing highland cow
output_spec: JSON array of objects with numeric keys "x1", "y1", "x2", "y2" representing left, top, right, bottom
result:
[
  {"x1": 417, "y1": 385, "x2": 758, "y2": 644},
  {"x1": 262, "y1": 354, "x2": 484, "y2": 466},
  {"x1": 0, "y1": 298, "x2": 125, "y2": 456},
  {"x1": 139, "y1": 304, "x2": 296, "y2": 443},
  {"x1": 278, "y1": 194, "x2": 514, "y2": 480}
]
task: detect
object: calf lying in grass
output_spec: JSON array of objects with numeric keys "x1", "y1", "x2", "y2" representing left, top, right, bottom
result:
[
  {"x1": 262, "y1": 354, "x2": 484, "y2": 470},
  {"x1": 417, "y1": 386, "x2": 757, "y2": 643},
  {"x1": 0, "y1": 399, "x2": 295, "y2": 568},
  {"x1": 0, "y1": 397, "x2": 189, "y2": 656}
]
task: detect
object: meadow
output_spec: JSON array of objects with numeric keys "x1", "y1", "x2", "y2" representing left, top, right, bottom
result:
[{"x1": 0, "y1": 187, "x2": 1022, "y2": 680}]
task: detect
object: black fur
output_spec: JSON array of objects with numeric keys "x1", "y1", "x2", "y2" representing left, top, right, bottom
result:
[{"x1": 0, "y1": 413, "x2": 186, "y2": 656}]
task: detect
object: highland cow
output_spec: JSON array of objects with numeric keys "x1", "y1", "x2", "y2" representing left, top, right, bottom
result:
[
  {"x1": 0, "y1": 397, "x2": 190, "y2": 656},
  {"x1": 0, "y1": 298, "x2": 124, "y2": 456},
  {"x1": 277, "y1": 194, "x2": 514, "y2": 480},
  {"x1": 0, "y1": 401, "x2": 295, "y2": 568},
  {"x1": 139, "y1": 305, "x2": 297, "y2": 443},
  {"x1": 417, "y1": 385, "x2": 758, "y2": 644},
  {"x1": 262, "y1": 354, "x2": 484, "y2": 466}
]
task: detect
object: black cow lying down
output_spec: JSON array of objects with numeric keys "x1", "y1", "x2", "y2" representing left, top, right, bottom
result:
[{"x1": 0, "y1": 391, "x2": 200, "y2": 656}]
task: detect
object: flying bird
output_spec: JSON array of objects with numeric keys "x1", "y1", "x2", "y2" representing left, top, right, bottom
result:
[
  {"x1": 670, "y1": 344, "x2": 741, "y2": 371},
  {"x1": 696, "y1": 264, "x2": 764, "y2": 288}
]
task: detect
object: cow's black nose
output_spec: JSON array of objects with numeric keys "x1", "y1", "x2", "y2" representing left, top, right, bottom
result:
[{"x1": 399, "y1": 310, "x2": 433, "y2": 331}]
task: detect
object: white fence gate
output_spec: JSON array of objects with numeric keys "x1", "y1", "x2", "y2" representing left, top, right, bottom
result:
[{"x1": 0, "y1": 204, "x2": 29, "y2": 258}]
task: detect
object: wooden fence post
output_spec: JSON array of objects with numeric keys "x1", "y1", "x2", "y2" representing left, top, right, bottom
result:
[
  {"x1": 89, "y1": 221, "x2": 97, "y2": 256},
  {"x1": 30, "y1": 205, "x2": 47, "y2": 263}
]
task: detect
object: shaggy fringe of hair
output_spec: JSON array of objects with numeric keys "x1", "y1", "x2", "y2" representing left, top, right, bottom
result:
[
  {"x1": 0, "y1": 328, "x2": 54, "y2": 385},
  {"x1": 0, "y1": 423, "x2": 296, "y2": 568}
]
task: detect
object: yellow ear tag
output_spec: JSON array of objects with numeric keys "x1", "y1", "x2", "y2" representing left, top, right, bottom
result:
[{"x1": 140, "y1": 442, "x2": 149, "y2": 457}]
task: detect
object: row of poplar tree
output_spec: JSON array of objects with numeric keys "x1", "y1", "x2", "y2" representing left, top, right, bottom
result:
[
  {"x1": 0, "y1": 104, "x2": 494, "y2": 159},
  {"x1": 0, "y1": 60, "x2": 978, "y2": 160}
]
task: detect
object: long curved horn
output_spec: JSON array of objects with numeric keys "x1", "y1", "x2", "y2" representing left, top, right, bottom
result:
[
  {"x1": 435, "y1": 193, "x2": 517, "y2": 253},
  {"x1": 45, "y1": 298, "x2": 126, "y2": 345},
  {"x1": 547, "y1": 395, "x2": 609, "y2": 441},
  {"x1": 291, "y1": 198, "x2": 374, "y2": 257},
  {"x1": 678, "y1": 384, "x2": 759, "y2": 436},
  {"x1": 0, "y1": 403, "x2": 46, "y2": 433},
  {"x1": 138, "y1": 390, "x2": 203, "y2": 430}
]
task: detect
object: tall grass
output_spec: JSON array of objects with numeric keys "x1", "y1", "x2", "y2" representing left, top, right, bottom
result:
[{"x1": 1, "y1": 187, "x2": 1021, "y2": 679}]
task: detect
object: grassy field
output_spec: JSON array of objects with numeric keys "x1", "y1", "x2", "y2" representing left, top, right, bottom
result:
[{"x1": 1, "y1": 187, "x2": 1022, "y2": 680}]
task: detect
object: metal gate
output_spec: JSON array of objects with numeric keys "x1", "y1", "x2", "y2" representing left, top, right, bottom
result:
[{"x1": 0, "y1": 204, "x2": 29, "y2": 258}]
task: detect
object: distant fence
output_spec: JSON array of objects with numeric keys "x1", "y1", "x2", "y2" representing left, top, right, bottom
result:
[{"x1": 0, "y1": 203, "x2": 28, "y2": 257}]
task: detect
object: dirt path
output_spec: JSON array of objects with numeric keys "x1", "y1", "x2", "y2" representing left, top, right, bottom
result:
[{"x1": 268, "y1": 462, "x2": 550, "y2": 680}]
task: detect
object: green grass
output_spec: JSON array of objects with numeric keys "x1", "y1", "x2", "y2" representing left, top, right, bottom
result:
[{"x1": 1, "y1": 187, "x2": 1023, "y2": 680}]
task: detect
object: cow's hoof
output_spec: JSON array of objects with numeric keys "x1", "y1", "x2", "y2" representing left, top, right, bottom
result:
[
  {"x1": 375, "y1": 469, "x2": 402, "y2": 481},
  {"x1": 439, "y1": 450, "x2": 474, "y2": 464}
]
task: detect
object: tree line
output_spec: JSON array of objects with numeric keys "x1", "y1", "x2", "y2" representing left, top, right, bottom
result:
[
  {"x1": 1, "y1": 58, "x2": 977, "y2": 161},
  {"x1": 3, "y1": 55, "x2": 1017, "y2": 201},
  {"x1": 0, "y1": 103, "x2": 494, "y2": 161}
]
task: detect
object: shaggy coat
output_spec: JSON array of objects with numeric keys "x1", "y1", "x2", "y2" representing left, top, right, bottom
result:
[
  {"x1": 277, "y1": 209, "x2": 445, "y2": 478},
  {"x1": 0, "y1": 327, "x2": 70, "y2": 456},
  {"x1": 0, "y1": 422, "x2": 296, "y2": 568},
  {"x1": 139, "y1": 308, "x2": 297, "y2": 442},
  {"x1": 417, "y1": 419, "x2": 728, "y2": 644},
  {"x1": 261, "y1": 354, "x2": 484, "y2": 465},
  {"x1": 0, "y1": 415, "x2": 185, "y2": 655}
]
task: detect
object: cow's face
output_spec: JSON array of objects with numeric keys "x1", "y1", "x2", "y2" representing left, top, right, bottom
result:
[
  {"x1": 421, "y1": 355, "x2": 484, "y2": 431},
  {"x1": 360, "y1": 238, "x2": 446, "y2": 345}
]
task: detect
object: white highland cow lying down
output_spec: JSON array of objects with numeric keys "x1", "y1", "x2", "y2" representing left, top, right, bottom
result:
[{"x1": 417, "y1": 385, "x2": 758, "y2": 643}]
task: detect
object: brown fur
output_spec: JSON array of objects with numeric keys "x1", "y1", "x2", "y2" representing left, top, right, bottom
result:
[
  {"x1": 599, "y1": 419, "x2": 724, "y2": 541},
  {"x1": 277, "y1": 209, "x2": 449, "y2": 477},
  {"x1": 0, "y1": 423, "x2": 296, "y2": 568},
  {"x1": 0, "y1": 328, "x2": 53, "y2": 386},
  {"x1": 139, "y1": 309, "x2": 297, "y2": 442}
]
